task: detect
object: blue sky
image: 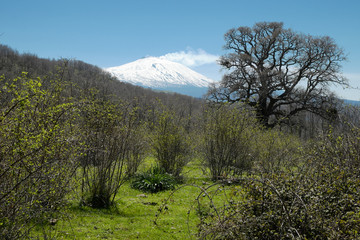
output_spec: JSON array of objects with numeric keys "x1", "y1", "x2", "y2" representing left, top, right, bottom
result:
[{"x1": 2, "y1": 0, "x2": 360, "y2": 100}]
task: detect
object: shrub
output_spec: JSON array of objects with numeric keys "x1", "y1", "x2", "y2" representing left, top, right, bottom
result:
[
  {"x1": 131, "y1": 167, "x2": 177, "y2": 193},
  {"x1": 151, "y1": 106, "x2": 190, "y2": 177},
  {"x1": 253, "y1": 128, "x2": 301, "y2": 175},
  {"x1": 0, "y1": 73, "x2": 81, "y2": 239},
  {"x1": 201, "y1": 103, "x2": 259, "y2": 180},
  {"x1": 125, "y1": 123, "x2": 148, "y2": 177},
  {"x1": 79, "y1": 99, "x2": 145, "y2": 208},
  {"x1": 198, "y1": 170, "x2": 360, "y2": 239}
]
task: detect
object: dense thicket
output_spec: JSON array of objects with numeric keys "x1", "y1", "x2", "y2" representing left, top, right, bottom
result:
[
  {"x1": 197, "y1": 123, "x2": 360, "y2": 239},
  {"x1": 0, "y1": 73, "x2": 81, "y2": 239}
]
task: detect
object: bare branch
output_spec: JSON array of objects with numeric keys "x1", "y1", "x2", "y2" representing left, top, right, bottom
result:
[{"x1": 208, "y1": 22, "x2": 347, "y2": 127}]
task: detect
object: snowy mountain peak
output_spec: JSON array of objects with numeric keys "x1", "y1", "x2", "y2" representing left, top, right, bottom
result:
[{"x1": 105, "y1": 57, "x2": 215, "y2": 90}]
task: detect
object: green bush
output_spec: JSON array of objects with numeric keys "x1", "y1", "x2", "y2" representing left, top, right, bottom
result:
[
  {"x1": 131, "y1": 167, "x2": 177, "y2": 193},
  {"x1": 151, "y1": 106, "x2": 190, "y2": 177},
  {"x1": 201, "y1": 103, "x2": 259, "y2": 180},
  {"x1": 253, "y1": 128, "x2": 301, "y2": 175},
  {"x1": 0, "y1": 73, "x2": 81, "y2": 239},
  {"x1": 79, "y1": 99, "x2": 144, "y2": 209}
]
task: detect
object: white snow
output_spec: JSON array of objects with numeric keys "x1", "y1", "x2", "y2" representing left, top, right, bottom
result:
[{"x1": 104, "y1": 57, "x2": 215, "y2": 88}]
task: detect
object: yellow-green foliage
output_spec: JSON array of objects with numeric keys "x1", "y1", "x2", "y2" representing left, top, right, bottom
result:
[{"x1": 0, "y1": 73, "x2": 81, "y2": 239}]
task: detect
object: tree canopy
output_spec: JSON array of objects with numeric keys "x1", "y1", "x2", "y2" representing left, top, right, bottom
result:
[{"x1": 208, "y1": 22, "x2": 347, "y2": 127}]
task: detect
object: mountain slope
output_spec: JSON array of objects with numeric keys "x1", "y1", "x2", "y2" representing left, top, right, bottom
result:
[{"x1": 105, "y1": 57, "x2": 215, "y2": 97}]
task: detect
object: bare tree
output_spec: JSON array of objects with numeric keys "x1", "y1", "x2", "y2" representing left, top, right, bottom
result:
[{"x1": 208, "y1": 22, "x2": 347, "y2": 127}]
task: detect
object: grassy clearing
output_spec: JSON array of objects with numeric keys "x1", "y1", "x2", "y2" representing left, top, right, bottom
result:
[{"x1": 31, "y1": 159, "x2": 219, "y2": 239}]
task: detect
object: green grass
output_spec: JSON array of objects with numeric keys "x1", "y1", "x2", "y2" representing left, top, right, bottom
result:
[{"x1": 31, "y1": 159, "x2": 218, "y2": 239}]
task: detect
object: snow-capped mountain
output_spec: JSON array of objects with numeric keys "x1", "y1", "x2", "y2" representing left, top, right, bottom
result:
[{"x1": 105, "y1": 57, "x2": 215, "y2": 98}]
